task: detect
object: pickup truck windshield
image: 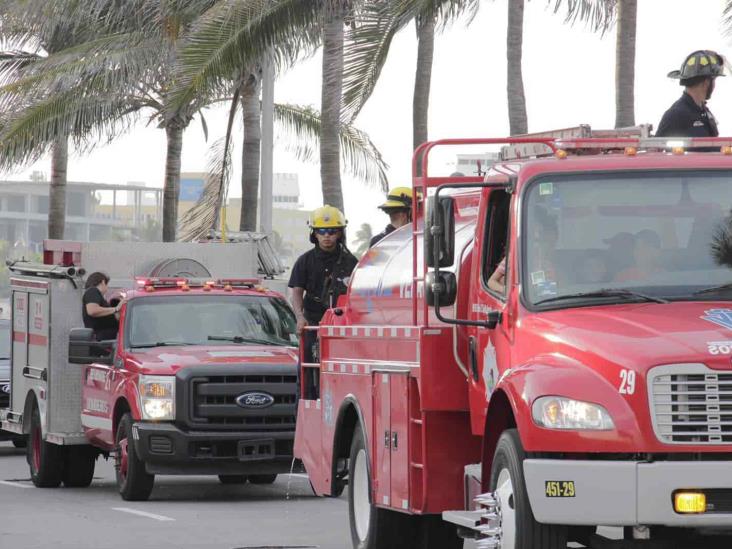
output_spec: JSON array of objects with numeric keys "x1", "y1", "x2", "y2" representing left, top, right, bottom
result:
[
  {"x1": 524, "y1": 171, "x2": 732, "y2": 307},
  {"x1": 126, "y1": 295, "x2": 298, "y2": 348}
]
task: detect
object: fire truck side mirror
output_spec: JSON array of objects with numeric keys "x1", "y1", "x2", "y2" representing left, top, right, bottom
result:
[
  {"x1": 426, "y1": 196, "x2": 455, "y2": 268},
  {"x1": 425, "y1": 271, "x2": 457, "y2": 307},
  {"x1": 68, "y1": 328, "x2": 115, "y2": 366}
]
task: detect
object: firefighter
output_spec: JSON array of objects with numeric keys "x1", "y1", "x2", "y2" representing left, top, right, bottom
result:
[
  {"x1": 370, "y1": 187, "x2": 414, "y2": 247},
  {"x1": 656, "y1": 50, "x2": 724, "y2": 138},
  {"x1": 289, "y1": 205, "x2": 358, "y2": 336},
  {"x1": 82, "y1": 272, "x2": 122, "y2": 341}
]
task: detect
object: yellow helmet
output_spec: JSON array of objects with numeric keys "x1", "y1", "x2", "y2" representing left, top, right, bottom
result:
[
  {"x1": 379, "y1": 187, "x2": 414, "y2": 211},
  {"x1": 308, "y1": 205, "x2": 347, "y2": 229}
]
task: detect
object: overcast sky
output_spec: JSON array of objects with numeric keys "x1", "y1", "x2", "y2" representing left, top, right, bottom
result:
[{"x1": 6, "y1": 0, "x2": 732, "y2": 243}]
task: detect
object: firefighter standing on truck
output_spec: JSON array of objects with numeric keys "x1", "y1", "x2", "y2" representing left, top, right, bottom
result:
[
  {"x1": 370, "y1": 187, "x2": 415, "y2": 247},
  {"x1": 656, "y1": 50, "x2": 724, "y2": 138},
  {"x1": 289, "y1": 205, "x2": 358, "y2": 358}
]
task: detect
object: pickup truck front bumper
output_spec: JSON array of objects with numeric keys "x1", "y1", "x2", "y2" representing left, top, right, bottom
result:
[
  {"x1": 524, "y1": 459, "x2": 732, "y2": 527},
  {"x1": 132, "y1": 421, "x2": 300, "y2": 476}
]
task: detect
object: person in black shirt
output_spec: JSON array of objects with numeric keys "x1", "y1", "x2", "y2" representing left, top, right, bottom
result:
[
  {"x1": 656, "y1": 50, "x2": 725, "y2": 138},
  {"x1": 82, "y1": 272, "x2": 121, "y2": 341},
  {"x1": 370, "y1": 187, "x2": 414, "y2": 247},
  {"x1": 289, "y1": 205, "x2": 358, "y2": 335}
]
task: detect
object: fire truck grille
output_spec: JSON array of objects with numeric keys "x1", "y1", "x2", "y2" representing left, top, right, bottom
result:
[
  {"x1": 186, "y1": 371, "x2": 297, "y2": 431},
  {"x1": 649, "y1": 365, "x2": 732, "y2": 445},
  {"x1": 0, "y1": 391, "x2": 8, "y2": 409}
]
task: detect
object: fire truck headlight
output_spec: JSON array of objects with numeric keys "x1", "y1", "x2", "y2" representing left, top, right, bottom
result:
[
  {"x1": 139, "y1": 376, "x2": 175, "y2": 421},
  {"x1": 532, "y1": 396, "x2": 614, "y2": 431}
]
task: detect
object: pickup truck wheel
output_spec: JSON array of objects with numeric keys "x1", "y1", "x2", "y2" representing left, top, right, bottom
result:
[
  {"x1": 489, "y1": 429, "x2": 567, "y2": 549},
  {"x1": 248, "y1": 474, "x2": 277, "y2": 485},
  {"x1": 28, "y1": 405, "x2": 63, "y2": 488},
  {"x1": 348, "y1": 427, "x2": 415, "y2": 549},
  {"x1": 62, "y1": 446, "x2": 97, "y2": 488},
  {"x1": 115, "y1": 414, "x2": 154, "y2": 501},
  {"x1": 218, "y1": 475, "x2": 247, "y2": 484}
]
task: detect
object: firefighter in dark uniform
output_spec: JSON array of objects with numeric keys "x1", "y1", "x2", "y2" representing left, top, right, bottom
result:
[
  {"x1": 370, "y1": 187, "x2": 415, "y2": 247},
  {"x1": 289, "y1": 206, "x2": 358, "y2": 395},
  {"x1": 656, "y1": 50, "x2": 725, "y2": 138}
]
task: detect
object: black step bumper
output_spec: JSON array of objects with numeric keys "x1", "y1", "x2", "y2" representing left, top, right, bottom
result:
[{"x1": 132, "y1": 422, "x2": 300, "y2": 476}]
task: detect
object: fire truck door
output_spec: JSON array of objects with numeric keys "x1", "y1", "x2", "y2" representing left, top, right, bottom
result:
[
  {"x1": 81, "y1": 364, "x2": 114, "y2": 447},
  {"x1": 372, "y1": 370, "x2": 410, "y2": 510}
]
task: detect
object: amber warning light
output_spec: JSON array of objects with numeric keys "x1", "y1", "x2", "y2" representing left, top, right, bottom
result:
[{"x1": 674, "y1": 491, "x2": 706, "y2": 514}]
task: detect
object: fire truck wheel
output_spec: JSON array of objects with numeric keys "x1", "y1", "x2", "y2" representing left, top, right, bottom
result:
[
  {"x1": 62, "y1": 446, "x2": 97, "y2": 488},
  {"x1": 218, "y1": 475, "x2": 248, "y2": 484},
  {"x1": 28, "y1": 405, "x2": 63, "y2": 488},
  {"x1": 489, "y1": 429, "x2": 567, "y2": 549},
  {"x1": 249, "y1": 474, "x2": 277, "y2": 485},
  {"x1": 115, "y1": 413, "x2": 155, "y2": 501},
  {"x1": 348, "y1": 428, "x2": 415, "y2": 549}
]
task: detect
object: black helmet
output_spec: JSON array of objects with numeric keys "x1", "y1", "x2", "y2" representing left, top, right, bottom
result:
[{"x1": 668, "y1": 50, "x2": 725, "y2": 81}]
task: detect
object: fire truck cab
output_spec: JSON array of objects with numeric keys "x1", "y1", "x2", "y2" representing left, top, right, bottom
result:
[
  {"x1": 295, "y1": 129, "x2": 732, "y2": 548},
  {"x1": 2, "y1": 240, "x2": 299, "y2": 501}
]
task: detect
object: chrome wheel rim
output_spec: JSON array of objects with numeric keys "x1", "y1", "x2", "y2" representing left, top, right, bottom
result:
[{"x1": 496, "y1": 468, "x2": 516, "y2": 548}]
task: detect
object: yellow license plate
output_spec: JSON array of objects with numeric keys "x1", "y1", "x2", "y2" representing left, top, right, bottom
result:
[{"x1": 545, "y1": 480, "x2": 576, "y2": 498}]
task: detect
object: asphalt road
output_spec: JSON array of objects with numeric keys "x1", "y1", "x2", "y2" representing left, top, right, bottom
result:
[{"x1": 0, "y1": 440, "x2": 631, "y2": 549}]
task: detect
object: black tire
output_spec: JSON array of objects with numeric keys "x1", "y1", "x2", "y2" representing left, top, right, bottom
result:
[
  {"x1": 27, "y1": 405, "x2": 63, "y2": 488},
  {"x1": 348, "y1": 427, "x2": 415, "y2": 549},
  {"x1": 248, "y1": 474, "x2": 277, "y2": 485},
  {"x1": 218, "y1": 475, "x2": 247, "y2": 485},
  {"x1": 63, "y1": 445, "x2": 97, "y2": 488},
  {"x1": 489, "y1": 429, "x2": 567, "y2": 549},
  {"x1": 12, "y1": 437, "x2": 27, "y2": 449},
  {"x1": 115, "y1": 413, "x2": 154, "y2": 501}
]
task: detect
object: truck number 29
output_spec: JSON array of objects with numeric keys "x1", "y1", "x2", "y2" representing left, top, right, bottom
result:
[{"x1": 619, "y1": 369, "x2": 636, "y2": 395}]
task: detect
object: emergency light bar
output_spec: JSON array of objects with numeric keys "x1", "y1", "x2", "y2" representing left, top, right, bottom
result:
[{"x1": 134, "y1": 277, "x2": 262, "y2": 291}]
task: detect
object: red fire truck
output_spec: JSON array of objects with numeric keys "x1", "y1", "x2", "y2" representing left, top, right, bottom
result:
[
  {"x1": 1, "y1": 241, "x2": 299, "y2": 501},
  {"x1": 295, "y1": 129, "x2": 732, "y2": 548}
]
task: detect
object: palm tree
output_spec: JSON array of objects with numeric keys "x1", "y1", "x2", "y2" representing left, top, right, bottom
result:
[
  {"x1": 614, "y1": 0, "x2": 636, "y2": 128},
  {"x1": 353, "y1": 223, "x2": 374, "y2": 256},
  {"x1": 507, "y1": 0, "x2": 527, "y2": 135},
  {"x1": 239, "y1": 68, "x2": 263, "y2": 231},
  {"x1": 0, "y1": 1, "x2": 221, "y2": 242}
]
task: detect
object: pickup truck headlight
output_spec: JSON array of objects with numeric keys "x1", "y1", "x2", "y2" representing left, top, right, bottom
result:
[
  {"x1": 532, "y1": 396, "x2": 614, "y2": 430},
  {"x1": 138, "y1": 375, "x2": 175, "y2": 421}
]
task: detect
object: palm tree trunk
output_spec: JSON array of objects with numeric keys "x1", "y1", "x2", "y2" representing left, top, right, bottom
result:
[
  {"x1": 507, "y1": 0, "x2": 528, "y2": 135},
  {"x1": 320, "y1": 2, "x2": 345, "y2": 211},
  {"x1": 162, "y1": 124, "x2": 183, "y2": 242},
  {"x1": 615, "y1": 0, "x2": 637, "y2": 128},
  {"x1": 240, "y1": 73, "x2": 262, "y2": 232},
  {"x1": 48, "y1": 136, "x2": 68, "y2": 240},
  {"x1": 413, "y1": 13, "x2": 435, "y2": 176}
]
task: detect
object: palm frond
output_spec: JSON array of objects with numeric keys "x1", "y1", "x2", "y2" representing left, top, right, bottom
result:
[
  {"x1": 177, "y1": 135, "x2": 233, "y2": 242},
  {"x1": 342, "y1": 1, "x2": 412, "y2": 123},
  {"x1": 171, "y1": 0, "x2": 321, "y2": 113},
  {"x1": 549, "y1": 0, "x2": 617, "y2": 33},
  {"x1": 275, "y1": 103, "x2": 389, "y2": 191},
  {"x1": 0, "y1": 50, "x2": 41, "y2": 84},
  {"x1": 724, "y1": 1, "x2": 732, "y2": 37}
]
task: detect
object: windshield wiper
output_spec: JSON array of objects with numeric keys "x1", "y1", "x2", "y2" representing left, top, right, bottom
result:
[
  {"x1": 207, "y1": 335, "x2": 287, "y2": 346},
  {"x1": 130, "y1": 341, "x2": 194, "y2": 349},
  {"x1": 693, "y1": 282, "x2": 732, "y2": 296},
  {"x1": 534, "y1": 288, "x2": 669, "y2": 307}
]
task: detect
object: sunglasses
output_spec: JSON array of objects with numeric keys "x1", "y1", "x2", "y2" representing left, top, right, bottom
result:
[{"x1": 315, "y1": 228, "x2": 341, "y2": 235}]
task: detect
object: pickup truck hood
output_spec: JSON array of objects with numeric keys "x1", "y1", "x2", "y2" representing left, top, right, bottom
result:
[
  {"x1": 526, "y1": 301, "x2": 732, "y2": 372},
  {"x1": 127, "y1": 344, "x2": 298, "y2": 375}
]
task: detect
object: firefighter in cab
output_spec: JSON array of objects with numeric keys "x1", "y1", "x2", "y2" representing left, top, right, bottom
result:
[
  {"x1": 288, "y1": 205, "x2": 358, "y2": 343},
  {"x1": 656, "y1": 50, "x2": 724, "y2": 138},
  {"x1": 370, "y1": 187, "x2": 415, "y2": 247}
]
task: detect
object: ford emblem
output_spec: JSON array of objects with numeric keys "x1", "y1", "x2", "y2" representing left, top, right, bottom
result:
[
  {"x1": 235, "y1": 391, "x2": 275, "y2": 409},
  {"x1": 1, "y1": 383, "x2": 9, "y2": 394}
]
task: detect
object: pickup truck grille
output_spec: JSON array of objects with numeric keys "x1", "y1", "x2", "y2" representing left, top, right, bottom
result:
[
  {"x1": 0, "y1": 379, "x2": 9, "y2": 409},
  {"x1": 649, "y1": 364, "x2": 732, "y2": 445},
  {"x1": 178, "y1": 365, "x2": 297, "y2": 431}
]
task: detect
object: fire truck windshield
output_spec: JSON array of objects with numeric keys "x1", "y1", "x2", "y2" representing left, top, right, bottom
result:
[
  {"x1": 523, "y1": 170, "x2": 732, "y2": 308},
  {"x1": 126, "y1": 295, "x2": 298, "y2": 348}
]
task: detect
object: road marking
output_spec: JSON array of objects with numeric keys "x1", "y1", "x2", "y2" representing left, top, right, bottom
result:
[
  {"x1": 0, "y1": 480, "x2": 33, "y2": 489},
  {"x1": 112, "y1": 507, "x2": 175, "y2": 522}
]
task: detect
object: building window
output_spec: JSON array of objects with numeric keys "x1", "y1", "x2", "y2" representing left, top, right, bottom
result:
[
  {"x1": 36, "y1": 196, "x2": 49, "y2": 214},
  {"x1": 6, "y1": 195, "x2": 26, "y2": 212}
]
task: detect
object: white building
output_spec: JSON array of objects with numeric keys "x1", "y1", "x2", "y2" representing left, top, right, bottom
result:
[{"x1": 454, "y1": 153, "x2": 501, "y2": 177}]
